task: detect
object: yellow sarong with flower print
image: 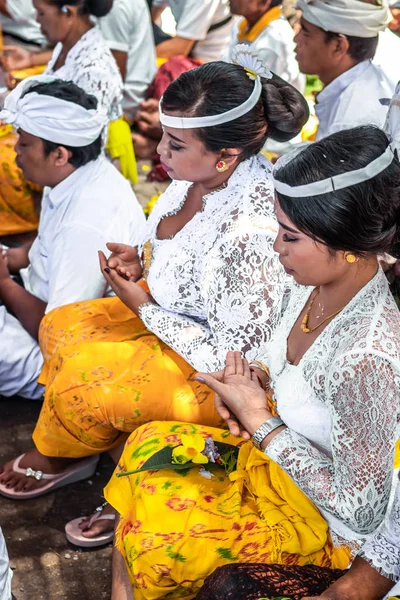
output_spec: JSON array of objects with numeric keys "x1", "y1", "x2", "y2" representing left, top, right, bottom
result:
[
  {"x1": 33, "y1": 295, "x2": 220, "y2": 458},
  {"x1": 105, "y1": 421, "x2": 352, "y2": 600}
]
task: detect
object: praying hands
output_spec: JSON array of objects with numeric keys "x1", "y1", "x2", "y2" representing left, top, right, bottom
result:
[{"x1": 196, "y1": 351, "x2": 283, "y2": 443}]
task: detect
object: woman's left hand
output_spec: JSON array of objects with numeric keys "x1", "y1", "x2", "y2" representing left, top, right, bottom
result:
[
  {"x1": 99, "y1": 251, "x2": 153, "y2": 314},
  {"x1": 196, "y1": 351, "x2": 273, "y2": 438}
]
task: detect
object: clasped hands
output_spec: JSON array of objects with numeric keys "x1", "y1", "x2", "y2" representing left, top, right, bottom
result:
[
  {"x1": 98, "y1": 243, "x2": 153, "y2": 314},
  {"x1": 196, "y1": 351, "x2": 276, "y2": 441}
]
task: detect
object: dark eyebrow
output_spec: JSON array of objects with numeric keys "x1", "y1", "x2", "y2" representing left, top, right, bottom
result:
[
  {"x1": 167, "y1": 131, "x2": 186, "y2": 144},
  {"x1": 300, "y1": 18, "x2": 310, "y2": 32},
  {"x1": 278, "y1": 220, "x2": 300, "y2": 234}
]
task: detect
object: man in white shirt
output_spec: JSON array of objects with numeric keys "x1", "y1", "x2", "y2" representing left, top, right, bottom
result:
[
  {"x1": 0, "y1": 529, "x2": 12, "y2": 600},
  {"x1": 98, "y1": 0, "x2": 157, "y2": 122},
  {"x1": 154, "y1": 0, "x2": 234, "y2": 62},
  {"x1": 295, "y1": 0, "x2": 395, "y2": 140},
  {"x1": 0, "y1": 76, "x2": 145, "y2": 400},
  {"x1": 0, "y1": 0, "x2": 46, "y2": 46},
  {"x1": 224, "y1": 0, "x2": 305, "y2": 91}
]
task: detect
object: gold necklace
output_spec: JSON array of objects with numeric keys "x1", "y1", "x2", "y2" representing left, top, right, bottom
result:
[{"x1": 300, "y1": 288, "x2": 345, "y2": 334}]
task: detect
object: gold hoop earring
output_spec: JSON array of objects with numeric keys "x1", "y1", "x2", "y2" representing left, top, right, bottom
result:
[
  {"x1": 344, "y1": 251, "x2": 359, "y2": 264},
  {"x1": 216, "y1": 160, "x2": 228, "y2": 173}
]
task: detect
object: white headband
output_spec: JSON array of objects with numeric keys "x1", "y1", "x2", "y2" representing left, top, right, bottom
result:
[
  {"x1": 159, "y1": 44, "x2": 272, "y2": 129},
  {"x1": 0, "y1": 75, "x2": 107, "y2": 146},
  {"x1": 273, "y1": 142, "x2": 395, "y2": 197},
  {"x1": 297, "y1": 0, "x2": 392, "y2": 38}
]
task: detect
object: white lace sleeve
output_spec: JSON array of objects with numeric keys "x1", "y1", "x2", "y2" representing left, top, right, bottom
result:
[
  {"x1": 73, "y1": 66, "x2": 121, "y2": 120},
  {"x1": 139, "y1": 229, "x2": 284, "y2": 372},
  {"x1": 358, "y1": 479, "x2": 400, "y2": 581},
  {"x1": 266, "y1": 351, "x2": 399, "y2": 536}
]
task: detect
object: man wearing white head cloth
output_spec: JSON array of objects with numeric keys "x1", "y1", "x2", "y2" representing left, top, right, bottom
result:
[
  {"x1": 295, "y1": 0, "x2": 396, "y2": 140},
  {"x1": 0, "y1": 76, "x2": 145, "y2": 401}
]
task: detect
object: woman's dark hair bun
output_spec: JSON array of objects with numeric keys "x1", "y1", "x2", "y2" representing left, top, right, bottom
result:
[
  {"x1": 262, "y1": 75, "x2": 309, "y2": 142},
  {"x1": 85, "y1": 0, "x2": 113, "y2": 17}
]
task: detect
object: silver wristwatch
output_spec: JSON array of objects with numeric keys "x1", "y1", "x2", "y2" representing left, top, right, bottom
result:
[{"x1": 251, "y1": 417, "x2": 284, "y2": 450}]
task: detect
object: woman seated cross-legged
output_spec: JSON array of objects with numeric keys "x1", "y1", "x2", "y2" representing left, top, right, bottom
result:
[
  {"x1": 104, "y1": 125, "x2": 400, "y2": 600},
  {"x1": 0, "y1": 49, "x2": 309, "y2": 541}
]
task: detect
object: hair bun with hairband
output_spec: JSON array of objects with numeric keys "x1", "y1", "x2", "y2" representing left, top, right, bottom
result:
[{"x1": 159, "y1": 44, "x2": 273, "y2": 130}]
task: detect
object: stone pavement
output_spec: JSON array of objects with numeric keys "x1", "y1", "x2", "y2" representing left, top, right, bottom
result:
[{"x1": 0, "y1": 398, "x2": 115, "y2": 600}]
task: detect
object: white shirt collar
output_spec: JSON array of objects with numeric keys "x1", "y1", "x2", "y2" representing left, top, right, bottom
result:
[
  {"x1": 47, "y1": 156, "x2": 104, "y2": 208},
  {"x1": 316, "y1": 60, "x2": 372, "y2": 105}
]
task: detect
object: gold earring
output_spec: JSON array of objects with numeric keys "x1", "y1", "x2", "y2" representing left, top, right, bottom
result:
[
  {"x1": 344, "y1": 251, "x2": 359, "y2": 264},
  {"x1": 216, "y1": 160, "x2": 228, "y2": 173}
]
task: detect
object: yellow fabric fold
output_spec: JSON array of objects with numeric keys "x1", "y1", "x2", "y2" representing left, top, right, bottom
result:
[{"x1": 106, "y1": 118, "x2": 138, "y2": 184}]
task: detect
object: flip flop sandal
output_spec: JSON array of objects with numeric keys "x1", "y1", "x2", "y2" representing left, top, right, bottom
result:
[
  {"x1": 65, "y1": 502, "x2": 116, "y2": 548},
  {"x1": 0, "y1": 454, "x2": 99, "y2": 500}
]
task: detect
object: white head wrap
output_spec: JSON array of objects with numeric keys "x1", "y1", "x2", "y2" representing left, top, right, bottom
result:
[
  {"x1": 159, "y1": 44, "x2": 272, "y2": 129},
  {"x1": 0, "y1": 75, "x2": 107, "y2": 146},
  {"x1": 297, "y1": 0, "x2": 392, "y2": 38}
]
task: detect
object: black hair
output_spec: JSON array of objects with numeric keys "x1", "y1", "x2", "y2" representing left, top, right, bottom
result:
[
  {"x1": 160, "y1": 61, "x2": 309, "y2": 159},
  {"x1": 274, "y1": 125, "x2": 400, "y2": 259},
  {"x1": 21, "y1": 80, "x2": 102, "y2": 168},
  {"x1": 324, "y1": 31, "x2": 379, "y2": 62},
  {"x1": 49, "y1": 0, "x2": 113, "y2": 17}
]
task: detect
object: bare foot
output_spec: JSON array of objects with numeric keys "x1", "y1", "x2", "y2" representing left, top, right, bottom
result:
[
  {"x1": 0, "y1": 448, "x2": 76, "y2": 493},
  {"x1": 131, "y1": 132, "x2": 159, "y2": 160},
  {"x1": 78, "y1": 503, "x2": 116, "y2": 538}
]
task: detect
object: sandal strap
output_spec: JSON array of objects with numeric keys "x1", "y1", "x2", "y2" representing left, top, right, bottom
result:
[
  {"x1": 88, "y1": 502, "x2": 116, "y2": 528},
  {"x1": 13, "y1": 455, "x2": 59, "y2": 481}
]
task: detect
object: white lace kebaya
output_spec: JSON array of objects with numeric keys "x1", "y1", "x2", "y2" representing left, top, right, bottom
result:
[
  {"x1": 138, "y1": 153, "x2": 285, "y2": 373},
  {"x1": 263, "y1": 268, "x2": 400, "y2": 545},
  {"x1": 45, "y1": 27, "x2": 123, "y2": 123}
]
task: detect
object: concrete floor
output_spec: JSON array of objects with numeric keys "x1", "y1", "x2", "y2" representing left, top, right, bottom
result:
[{"x1": 0, "y1": 398, "x2": 115, "y2": 600}]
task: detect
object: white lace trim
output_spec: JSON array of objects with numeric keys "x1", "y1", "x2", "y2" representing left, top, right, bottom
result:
[
  {"x1": 359, "y1": 479, "x2": 400, "y2": 581},
  {"x1": 138, "y1": 154, "x2": 286, "y2": 372}
]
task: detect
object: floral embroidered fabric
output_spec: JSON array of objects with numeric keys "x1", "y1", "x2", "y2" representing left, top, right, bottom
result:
[
  {"x1": 264, "y1": 269, "x2": 400, "y2": 543},
  {"x1": 45, "y1": 27, "x2": 123, "y2": 123},
  {"x1": 138, "y1": 154, "x2": 286, "y2": 372}
]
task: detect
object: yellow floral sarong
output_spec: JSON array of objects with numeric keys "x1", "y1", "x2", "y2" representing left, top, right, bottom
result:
[
  {"x1": 105, "y1": 421, "x2": 352, "y2": 600},
  {"x1": 34, "y1": 296, "x2": 220, "y2": 458}
]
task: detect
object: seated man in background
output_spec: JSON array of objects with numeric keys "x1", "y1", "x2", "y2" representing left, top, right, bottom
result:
[
  {"x1": 98, "y1": 0, "x2": 157, "y2": 123},
  {"x1": 0, "y1": 76, "x2": 145, "y2": 400},
  {"x1": 224, "y1": 0, "x2": 305, "y2": 91},
  {"x1": 151, "y1": 0, "x2": 234, "y2": 62},
  {"x1": 295, "y1": 0, "x2": 395, "y2": 140},
  {"x1": 0, "y1": 0, "x2": 46, "y2": 47}
]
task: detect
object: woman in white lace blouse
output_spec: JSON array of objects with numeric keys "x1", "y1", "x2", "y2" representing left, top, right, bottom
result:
[
  {"x1": 0, "y1": 58, "x2": 309, "y2": 529},
  {"x1": 103, "y1": 125, "x2": 400, "y2": 599}
]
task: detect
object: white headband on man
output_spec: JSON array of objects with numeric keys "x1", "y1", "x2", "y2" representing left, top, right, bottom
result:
[
  {"x1": 0, "y1": 75, "x2": 107, "y2": 146},
  {"x1": 273, "y1": 142, "x2": 395, "y2": 197},
  {"x1": 159, "y1": 44, "x2": 272, "y2": 129},
  {"x1": 297, "y1": 0, "x2": 392, "y2": 38}
]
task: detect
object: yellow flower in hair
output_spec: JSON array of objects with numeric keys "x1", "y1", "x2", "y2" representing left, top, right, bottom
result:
[{"x1": 172, "y1": 434, "x2": 209, "y2": 465}]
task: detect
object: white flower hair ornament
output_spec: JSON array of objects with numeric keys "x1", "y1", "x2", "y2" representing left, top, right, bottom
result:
[
  {"x1": 231, "y1": 44, "x2": 273, "y2": 81},
  {"x1": 159, "y1": 44, "x2": 272, "y2": 130}
]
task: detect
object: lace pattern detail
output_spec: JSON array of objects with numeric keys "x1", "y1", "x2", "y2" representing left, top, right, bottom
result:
[
  {"x1": 265, "y1": 269, "x2": 400, "y2": 542},
  {"x1": 138, "y1": 154, "x2": 286, "y2": 372},
  {"x1": 45, "y1": 27, "x2": 123, "y2": 122},
  {"x1": 359, "y1": 478, "x2": 400, "y2": 581}
]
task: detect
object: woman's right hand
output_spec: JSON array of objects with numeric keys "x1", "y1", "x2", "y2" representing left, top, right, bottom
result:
[
  {"x1": 2, "y1": 46, "x2": 32, "y2": 71},
  {"x1": 106, "y1": 242, "x2": 143, "y2": 282}
]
